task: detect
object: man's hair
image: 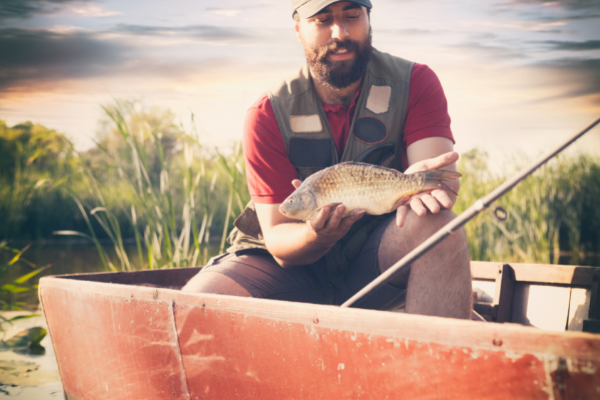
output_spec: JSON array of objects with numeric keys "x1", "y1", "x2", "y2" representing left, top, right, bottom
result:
[{"x1": 292, "y1": 8, "x2": 370, "y2": 22}]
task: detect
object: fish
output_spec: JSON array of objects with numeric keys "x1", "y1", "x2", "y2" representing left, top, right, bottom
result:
[{"x1": 279, "y1": 162, "x2": 462, "y2": 221}]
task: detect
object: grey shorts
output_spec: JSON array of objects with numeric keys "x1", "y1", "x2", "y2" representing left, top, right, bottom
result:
[{"x1": 198, "y1": 216, "x2": 406, "y2": 310}]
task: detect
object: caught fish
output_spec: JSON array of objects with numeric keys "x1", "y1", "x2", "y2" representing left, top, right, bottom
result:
[{"x1": 279, "y1": 162, "x2": 461, "y2": 221}]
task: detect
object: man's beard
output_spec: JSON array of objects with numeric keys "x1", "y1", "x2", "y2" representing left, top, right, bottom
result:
[{"x1": 301, "y1": 30, "x2": 373, "y2": 90}]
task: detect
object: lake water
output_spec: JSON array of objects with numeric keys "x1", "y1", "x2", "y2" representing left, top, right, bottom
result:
[{"x1": 0, "y1": 312, "x2": 63, "y2": 399}]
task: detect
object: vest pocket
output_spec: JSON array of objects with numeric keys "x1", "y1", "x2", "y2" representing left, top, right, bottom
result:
[
  {"x1": 353, "y1": 116, "x2": 388, "y2": 144},
  {"x1": 355, "y1": 142, "x2": 395, "y2": 166},
  {"x1": 288, "y1": 138, "x2": 333, "y2": 168}
]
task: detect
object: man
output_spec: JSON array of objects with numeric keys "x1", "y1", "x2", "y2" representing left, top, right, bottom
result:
[{"x1": 183, "y1": 0, "x2": 472, "y2": 318}]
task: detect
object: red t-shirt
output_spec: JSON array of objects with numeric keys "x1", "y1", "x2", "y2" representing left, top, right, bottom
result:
[{"x1": 243, "y1": 63, "x2": 454, "y2": 204}]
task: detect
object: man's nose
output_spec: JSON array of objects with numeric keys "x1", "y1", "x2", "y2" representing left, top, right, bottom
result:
[{"x1": 331, "y1": 19, "x2": 350, "y2": 41}]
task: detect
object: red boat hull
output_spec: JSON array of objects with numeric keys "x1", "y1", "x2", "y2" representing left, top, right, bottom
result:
[{"x1": 40, "y1": 268, "x2": 600, "y2": 400}]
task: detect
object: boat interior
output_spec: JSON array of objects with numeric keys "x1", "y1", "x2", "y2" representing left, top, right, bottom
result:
[{"x1": 55, "y1": 261, "x2": 600, "y2": 334}]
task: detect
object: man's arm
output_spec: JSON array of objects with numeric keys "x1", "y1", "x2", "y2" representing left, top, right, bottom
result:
[
  {"x1": 396, "y1": 137, "x2": 460, "y2": 227},
  {"x1": 255, "y1": 201, "x2": 363, "y2": 268}
]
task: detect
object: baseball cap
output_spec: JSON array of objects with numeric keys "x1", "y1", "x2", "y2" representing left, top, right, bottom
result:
[{"x1": 291, "y1": 0, "x2": 372, "y2": 19}]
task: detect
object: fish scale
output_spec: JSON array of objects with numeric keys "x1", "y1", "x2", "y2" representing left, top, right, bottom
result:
[{"x1": 279, "y1": 162, "x2": 461, "y2": 221}]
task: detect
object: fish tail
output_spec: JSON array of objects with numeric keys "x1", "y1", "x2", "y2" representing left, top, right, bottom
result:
[{"x1": 421, "y1": 169, "x2": 462, "y2": 195}]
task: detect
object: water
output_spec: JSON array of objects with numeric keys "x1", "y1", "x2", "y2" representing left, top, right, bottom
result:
[
  {"x1": 0, "y1": 242, "x2": 131, "y2": 307},
  {"x1": 0, "y1": 312, "x2": 63, "y2": 399},
  {"x1": 0, "y1": 243, "x2": 112, "y2": 398}
]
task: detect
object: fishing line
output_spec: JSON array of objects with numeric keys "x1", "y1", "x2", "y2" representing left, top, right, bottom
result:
[{"x1": 341, "y1": 115, "x2": 600, "y2": 308}]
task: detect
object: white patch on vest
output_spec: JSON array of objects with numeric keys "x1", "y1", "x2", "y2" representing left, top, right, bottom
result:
[
  {"x1": 290, "y1": 115, "x2": 323, "y2": 133},
  {"x1": 366, "y1": 85, "x2": 392, "y2": 114}
]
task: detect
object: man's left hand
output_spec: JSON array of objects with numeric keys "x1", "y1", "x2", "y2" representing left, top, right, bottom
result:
[{"x1": 396, "y1": 151, "x2": 459, "y2": 227}]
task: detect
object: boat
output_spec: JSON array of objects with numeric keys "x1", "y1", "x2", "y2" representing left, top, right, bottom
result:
[{"x1": 39, "y1": 261, "x2": 600, "y2": 399}]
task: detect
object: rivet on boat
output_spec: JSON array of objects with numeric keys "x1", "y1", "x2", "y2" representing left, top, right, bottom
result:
[
  {"x1": 493, "y1": 338, "x2": 503, "y2": 347},
  {"x1": 313, "y1": 317, "x2": 319, "y2": 324}
]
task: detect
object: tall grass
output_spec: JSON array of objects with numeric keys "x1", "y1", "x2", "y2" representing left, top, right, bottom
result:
[
  {"x1": 2, "y1": 112, "x2": 599, "y2": 270},
  {"x1": 455, "y1": 149, "x2": 600, "y2": 265},
  {"x1": 55, "y1": 101, "x2": 250, "y2": 270}
]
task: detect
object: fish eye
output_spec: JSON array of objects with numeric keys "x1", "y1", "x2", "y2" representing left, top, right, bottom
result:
[{"x1": 289, "y1": 199, "x2": 294, "y2": 203}]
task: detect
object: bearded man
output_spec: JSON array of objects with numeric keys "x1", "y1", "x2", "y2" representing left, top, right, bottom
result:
[{"x1": 182, "y1": 0, "x2": 473, "y2": 319}]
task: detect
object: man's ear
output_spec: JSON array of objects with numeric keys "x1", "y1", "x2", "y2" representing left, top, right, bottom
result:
[{"x1": 295, "y1": 23, "x2": 301, "y2": 42}]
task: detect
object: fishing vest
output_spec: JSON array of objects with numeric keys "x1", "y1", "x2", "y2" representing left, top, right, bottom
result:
[{"x1": 227, "y1": 48, "x2": 414, "y2": 286}]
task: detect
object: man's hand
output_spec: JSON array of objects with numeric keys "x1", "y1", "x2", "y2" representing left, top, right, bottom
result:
[
  {"x1": 396, "y1": 151, "x2": 459, "y2": 228},
  {"x1": 291, "y1": 179, "x2": 363, "y2": 251}
]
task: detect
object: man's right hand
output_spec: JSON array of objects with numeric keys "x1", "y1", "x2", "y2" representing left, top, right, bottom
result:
[
  {"x1": 305, "y1": 203, "x2": 364, "y2": 250},
  {"x1": 254, "y1": 181, "x2": 364, "y2": 268},
  {"x1": 291, "y1": 178, "x2": 363, "y2": 249}
]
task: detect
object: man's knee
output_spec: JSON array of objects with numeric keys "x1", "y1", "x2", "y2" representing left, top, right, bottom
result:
[
  {"x1": 378, "y1": 210, "x2": 469, "y2": 279},
  {"x1": 381, "y1": 209, "x2": 462, "y2": 251}
]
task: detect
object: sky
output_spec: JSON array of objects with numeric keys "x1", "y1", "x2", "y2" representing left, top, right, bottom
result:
[{"x1": 1, "y1": 0, "x2": 599, "y2": 170}]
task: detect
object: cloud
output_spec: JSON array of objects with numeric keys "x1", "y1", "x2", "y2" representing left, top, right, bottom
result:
[
  {"x1": 506, "y1": 0, "x2": 600, "y2": 22},
  {"x1": 205, "y1": 4, "x2": 271, "y2": 12},
  {"x1": 544, "y1": 39, "x2": 600, "y2": 51},
  {"x1": 0, "y1": 0, "x2": 92, "y2": 20},
  {"x1": 510, "y1": 0, "x2": 600, "y2": 10},
  {"x1": 536, "y1": 57, "x2": 600, "y2": 102},
  {"x1": 112, "y1": 24, "x2": 253, "y2": 43},
  {"x1": 452, "y1": 41, "x2": 528, "y2": 61},
  {"x1": 69, "y1": 4, "x2": 120, "y2": 17},
  {"x1": 211, "y1": 10, "x2": 241, "y2": 17},
  {"x1": 0, "y1": 27, "x2": 129, "y2": 93},
  {"x1": 0, "y1": 26, "x2": 258, "y2": 96}
]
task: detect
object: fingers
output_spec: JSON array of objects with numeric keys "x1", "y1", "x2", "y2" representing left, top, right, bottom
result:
[
  {"x1": 410, "y1": 197, "x2": 428, "y2": 217},
  {"x1": 421, "y1": 194, "x2": 441, "y2": 214},
  {"x1": 325, "y1": 204, "x2": 346, "y2": 229},
  {"x1": 308, "y1": 204, "x2": 363, "y2": 233},
  {"x1": 396, "y1": 205, "x2": 409, "y2": 227},
  {"x1": 398, "y1": 191, "x2": 453, "y2": 226},
  {"x1": 339, "y1": 209, "x2": 364, "y2": 229},
  {"x1": 431, "y1": 189, "x2": 453, "y2": 209},
  {"x1": 291, "y1": 179, "x2": 302, "y2": 189},
  {"x1": 308, "y1": 206, "x2": 331, "y2": 230},
  {"x1": 404, "y1": 151, "x2": 459, "y2": 174}
]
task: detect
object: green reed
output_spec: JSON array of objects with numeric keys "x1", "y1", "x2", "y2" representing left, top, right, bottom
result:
[
  {"x1": 455, "y1": 149, "x2": 600, "y2": 265},
  {"x1": 55, "y1": 100, "x2": 249, "y2": 270},
  {"x1": 0, "y1": 242, "x2": 48, "y2": 322}
]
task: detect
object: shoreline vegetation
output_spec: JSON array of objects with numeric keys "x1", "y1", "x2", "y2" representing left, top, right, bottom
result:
[{"x1": 1, "y1": 100, "x2": 599, "y2": 274}]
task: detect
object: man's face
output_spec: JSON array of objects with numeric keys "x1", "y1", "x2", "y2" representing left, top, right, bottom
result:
[{"x1": 296, "y1": 2, "x2": 372, "y2": 89}]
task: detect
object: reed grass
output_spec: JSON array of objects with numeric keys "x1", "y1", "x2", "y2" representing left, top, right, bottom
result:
[
  {"x1": 2, "y1": 111, "x2": 598, "y2": 270},
  {"x1": 55, "y1": 100, "x2": 249, "y2": 270},
  {"x1": 455, "y1": 149, "x2": 600, "y2": 265},
  {"x1": 0, "y1": 241, "x2": 48, "y2": 324}
]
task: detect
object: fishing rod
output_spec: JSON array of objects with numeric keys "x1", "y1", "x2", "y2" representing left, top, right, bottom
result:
[{"x1": 341, "y1": 115, "x2": 600, "y2": 308}]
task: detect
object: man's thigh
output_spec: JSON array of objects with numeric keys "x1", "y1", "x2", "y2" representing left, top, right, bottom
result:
[
  {"x1": 337, "y1": 215, "x2": 408, "y2": 311},
  {"x1": 377, "y1": 209, "x2": 467, "y2": 287},
  {"x1": 182, "y1": 250, "x2": 336, "y2": 305}
]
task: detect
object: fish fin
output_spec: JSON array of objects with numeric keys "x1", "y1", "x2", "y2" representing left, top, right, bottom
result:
[
  {"x1": 438, "y1": 181, "x2": 459, "y2": 196},
  {"x1": 422, "y1": 169, "x2": 462, "y2": 180},
  {"x1": 387, "y1": 196, "x2": 410, "y2": 213},
  {"x1": 346, "y1": 208, "x2": 367, "y2": 216},
  {"x1": 421, "y1": 169, "x2": 460, "y2": 196}
]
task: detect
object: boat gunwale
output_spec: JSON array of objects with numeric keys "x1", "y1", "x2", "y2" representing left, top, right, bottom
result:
[{"x1": 39, "y1": 273, "x2": 600, "y2": 361}]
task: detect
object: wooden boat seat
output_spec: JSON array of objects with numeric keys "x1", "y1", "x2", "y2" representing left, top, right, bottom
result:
[{"x1": 470, "y1": 261, "x2": 599, "y2": 333}]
